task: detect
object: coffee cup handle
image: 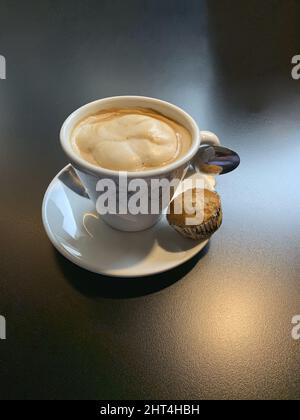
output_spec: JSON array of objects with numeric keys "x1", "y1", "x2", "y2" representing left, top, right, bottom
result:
[
  {"x1": 200, "y1": 130, "x2": 221, "y2": 146},
  {"x1": 186, "y1": 130, "x2": 221, "y2": 177}
]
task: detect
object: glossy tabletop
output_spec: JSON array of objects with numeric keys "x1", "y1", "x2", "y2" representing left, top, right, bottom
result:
[{"x1": 0, "y1": 0, "x2": 299, "y2": 400}]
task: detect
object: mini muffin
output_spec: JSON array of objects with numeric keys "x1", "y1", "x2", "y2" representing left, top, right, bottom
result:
[{"x1": 167, "y1": 188, "x2": 222, "y2": 240}]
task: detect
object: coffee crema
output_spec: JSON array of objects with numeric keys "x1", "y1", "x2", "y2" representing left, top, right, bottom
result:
[{"x1": 71, "y1": 108, "x2": 192, "y2": 171}]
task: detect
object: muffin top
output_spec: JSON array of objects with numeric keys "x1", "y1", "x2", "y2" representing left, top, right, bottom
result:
[{"x1": 167, "y1": 188, "x2": 221, "y2": 227}]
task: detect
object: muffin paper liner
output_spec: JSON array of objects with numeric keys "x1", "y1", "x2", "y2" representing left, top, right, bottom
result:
[{"x1": 169, "y1": 207, "x2": 223, "y2": 241}]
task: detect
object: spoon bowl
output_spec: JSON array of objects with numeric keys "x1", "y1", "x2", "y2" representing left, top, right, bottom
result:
[{"x1": 194, "y1": 145, "x2": 240, "y2": 175}]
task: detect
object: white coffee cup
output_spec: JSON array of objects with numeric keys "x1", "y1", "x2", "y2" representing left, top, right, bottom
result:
[{"x1": 60, "y1": 96, "x2": 220, "y2": 232}]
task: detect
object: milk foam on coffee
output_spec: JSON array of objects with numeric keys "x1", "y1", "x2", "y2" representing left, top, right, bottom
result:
[{"x1": 71, "y1": 108, "x2": 192, "y2": 171}]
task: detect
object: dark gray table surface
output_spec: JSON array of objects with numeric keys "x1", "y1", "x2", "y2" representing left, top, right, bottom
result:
[{"x1": 0, "y1": 0, "x2": 300, "y2": 400}]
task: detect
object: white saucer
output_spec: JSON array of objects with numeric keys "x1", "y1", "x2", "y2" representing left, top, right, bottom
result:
[{"x1": 42, "y1": 165, "x2": 216, "y2": 277}]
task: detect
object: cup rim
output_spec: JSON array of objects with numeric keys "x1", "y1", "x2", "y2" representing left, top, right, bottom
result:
[{"x1": 60, "y1": 96, "x2": 200, "y2": 178}]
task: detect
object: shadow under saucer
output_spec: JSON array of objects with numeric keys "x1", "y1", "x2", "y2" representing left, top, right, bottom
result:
[{"x1": 54, "y1": 242, "x2": 210, "y2": 299}]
